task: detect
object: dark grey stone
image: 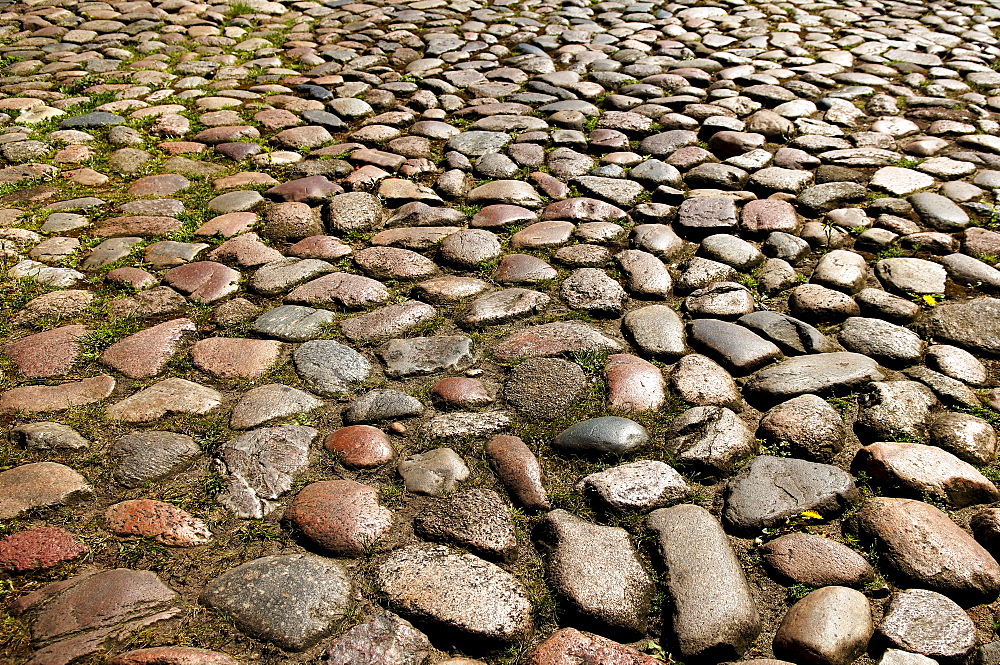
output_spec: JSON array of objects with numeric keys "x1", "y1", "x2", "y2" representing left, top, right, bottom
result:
[
  {"x1": 723, "y1": 456, "x2": 858, "y2": 534},
  {"x1": 201, "y1": 554, "x2": 351, "y2": 651},
  {"x1": 216, "y1": 426, "x2": 318, "y2": 519},
  {"x1": 909, "y1": 192, "x2": 970, "y2": 231},
  {"x1": 59, "y1": 111, "x2": 126, "y2": 128},
  {"x1": 738, "y1": 311, "x2": 838, "y2": 355},
  {"x1": 838, "y1": 317, "x2": 924, "y2": 366},
  {"x1": 344, "y1": 389, "x2": 424, "y2": 423},
  {"x1": 398, "y1": 448, "x2": 469, "y2": 497},
  {"x1": 918, "y1": 297, "x2": 1000, "y2": 356},
  {"x1": 676, "y1": 197, "x2": 738, "y2": 235},
  {"x1": 293, "y1": 341, "x2": 371, "y2": 395},
  {"x1": 797, "y1": 182, "x2": 867, "y2": 213},
  {"x1": 745, "y1": 352, "x2": 883, "y2": 402},
  {"x1": 623, "y1": 305, "x2": 687, "y2": 358},
  {"x1": 10, "y1": 422, "x2": 88, "y2": 450},
  {"x1": 251, "y1": 305, "x2": 337, "y2": 342},
  {"x1": 110, "y1": 431, "x2": 201, "y2": 488},
  {"x1": 856, "y1": 381, "x2": 937, "y2": 440},
  {"x1": 941, "y1": 253, "x2": 1000, "y2": 290},
  {"x1": 690, "y1": 318, "x2": 783, "y2": 373},
  {"x1": 302, "y1": 109, "x2": 347, "y2": 130},
  {"x1": 230, "y1": 384, "x2": 322, "y2": 430},
  {"x1": 553, "y1": 416, "x2": 650, "y2": 455},
  {"x1": 879, "y1": 588, "x2": 975, "y2": 660},
  {"x1": 903, "y1": 366, "x2": 981, "y2": 408},
  {"x1": 379, "y1": 336, "x2": 475, "y2": 377}
]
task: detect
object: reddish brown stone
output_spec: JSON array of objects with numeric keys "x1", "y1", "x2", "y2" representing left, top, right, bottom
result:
[
  {"x1": 857, "y1": 442, "x2": 1000, "y2": 508},
  {"x1": 349, "y1": 148, "x2": 405, "y2": 171},
  {"x1": 353, "y1": 247, "x2": 438, "y2": 280},
  {"x1": 492, "y1": 322, "x2": 621, "y2": 361},
  {"x1": 605, "y1": 354, "x2": 666, "y2": 413},
  {"x1": 5, "y1": 185, "x2": 56, "y2": 203},
  {"x1": 323, "y1": 614, "x2": 430, "y2": 665},
  {"x1": 128, "y1": 174, "x2": 191, "y2": 197},
  {"x1": 855, "y1": 497, "x2": 1000, "y2": 597},
  {"x1": 107, "y1": 267, "x2": 158, "y2": 289},
  {"x1": 286, "y1": 272, "x2": 391, "y2": 309},
  {"x1": 527, "y1": 628, "x2": 661, "y2": 665},
  {"x1": 283, "y1": 480, "x2": 393, "y2": 556},
  {"x1": 100, "y1": 319, "x2": 195, "y2": 379},
  {"x1": 541, "y1": 197, "x2": 626, "y2": 222},
  {"x1": 215, "y1": 142, "x2": 261, "y2": 160},
  {"x1": 964, "y1": 228, "x2": 1000, "y2": 258},
  {"x1": 199, "y1": 110, "x2": 242, "y2": 127},
  {"x1": 213, "y1": 172, "x2": 278, "y2": 191},
  {"x1": 195, "y1": 212, "x2": 257, "y2": 238},
  {"x1": 342, "y1": 166, "x2": 390, "y2": 192},
  {"x1": 485, "y1": 434, "x2": 550, "y2": 511},
  {"x1": 740, "y1": 199, "x2": 799, "y2": 235},
  {"x1": 189, "y1": 337, "x2": 282, "y2": 379},
  {"x1": 253, "y1": 108, "x2": 302, "y2": 131},
  {"x1": 109, "y1": 646, "x2": 239, "y2": 665},
  {"x1": 494, "y1": 254, "x2": 557, "y2": 283},
  {"x1": 157, "y1": 141, "x2": 207, "y2": 156},
  {"x1": 104, "y1": 499, "x2": 211, "y2": 547},
  {"x1": 10, "y1": 568, "x2": 181, "y2": 665},
  {"x1": 759, "y1": 533, "x2": 875, "y2": 588},
  {"x1": 105, "y1": 378, "x2": 221, "y2": 423},
  {"x1": 988, "y1": 387, "x2": 1000, "y2": 413},
  {"x1": 511, "y1": 221, "x2": 576, "y2": 249},
  {"x1": 54, "y1": 145, "x2": 95, "y2": 164},
  {"x1": 0, "y1": 375, "x2": 116, "y2": 414},
  {"x1": 431, "y1": 377, "x2": 493, "y2": 407},
  {"x1": 588, "y1": 129, "x2": 630, "y2": 151},
  {"x1": 471, "y1": 204, "x2": 539, "y2": 228},
  {"x1": 414, "y1": 276, "x2": 490, "y2": 303},
  {"x1": 0, "y1": 527, "x2": 88, "y2": 572},
  {"x1": 530, "y1": 171, "x2": 571, "y2": 199},
  {"x1": 164, "y1": 261, "x2": 240, "y2": 302},
  {"x1": 324, "y1": 425, "x2": 394, "y2": 468},
  {"x1": 287, "y1": 235, "x2": 352, "y2": 260},
  {"x1": 0, "y1": 462, "x2": 94, "y2": 519},
  {"x1": 667, "y1": 146, "x2": 714, "y2": 169},
  {"x1": 94, "y1": 216, "x2": 183, "y2": 237},
  {"x1": 4, "y1": 324, "x2": 86, "y2": 378},
  {"x1": 208, "y1": 233, "x2": 284, "y2": 267},
  {"x1": 64, "y1": 167, "x2": 109, "y2": 185},
  {"x1": 273, "y1": 125, "x2": 333, "y2": 149},
  {"x1": 266, "y1": 175, "x2": 342, "y2": 204}
]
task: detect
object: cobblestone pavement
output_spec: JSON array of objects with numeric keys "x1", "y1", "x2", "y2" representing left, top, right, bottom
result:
[{"x1": 3, "y1": 0, "x2": 1000, "y2": 663}]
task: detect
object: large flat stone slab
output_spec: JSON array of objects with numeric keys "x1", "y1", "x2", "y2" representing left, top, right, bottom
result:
[{"x1": 745, "y1": 352, "x2": 883, "y2": 402}]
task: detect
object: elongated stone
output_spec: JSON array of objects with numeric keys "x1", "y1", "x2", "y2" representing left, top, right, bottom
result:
[
  {"x1": 647, "y1": 504, "x2": 760, "y2": 659},
  {"x1": 851, "y1": 497, "x2": 1000, "y2": 599}
]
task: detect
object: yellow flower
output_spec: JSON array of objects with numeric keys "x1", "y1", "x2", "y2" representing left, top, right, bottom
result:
[
  {"x1": 800, "y1": 510, "x2": 823, "y2": 520},
  {"x1": 922, "y1": 294, "x2": 938, "y2": 307}
]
